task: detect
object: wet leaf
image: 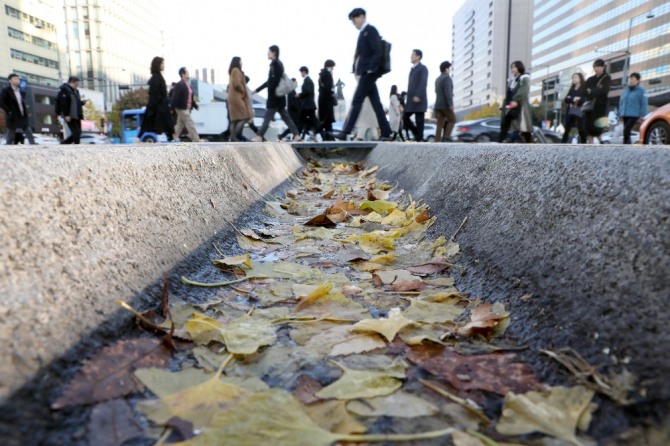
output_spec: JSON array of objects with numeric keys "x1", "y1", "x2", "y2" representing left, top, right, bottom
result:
[
  {"x1": 496, "y1": 386, "x2": 595, "y2": 445},
  {"x1": 315, "y1": 360, "x2": 406, "y2": 400},
  {"x1": 212, "y1": 253, "x2": 252, "y2": 269},
  {"x1": 403, "y1": 298, "x2": 465, "y2": 323},
  {"x1": 346, "y1": 391, "x2": 440, "y2": 418},
  {"x1": 52, "y1": 338, "x2": 171, "y2": 409},
  {"x1": 86, "y1": 399, "x2": 143, "y2": 446},
  {"x1": 406, "y1": 344, "x2": 541, "y2": 395},
  {"x1": 351, "y1": 307, "x2": 415, "y2": 342}
]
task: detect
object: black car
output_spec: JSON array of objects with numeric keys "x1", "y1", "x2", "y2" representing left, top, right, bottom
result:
[{"x1": 453, "y1": 118, "x2": 501, "y2": 142}]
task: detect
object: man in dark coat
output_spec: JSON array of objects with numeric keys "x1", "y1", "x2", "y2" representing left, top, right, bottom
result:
[
  {"x1": 297, "y1": 66, "x2": 318, "y2": 138},
  {"x1": 317, "y1": 59, "x2": 337, "y2": 138},
  {"x1": 333, "y1": 8, "x2": 392, "y2": 141},
  {"x1": 55, "y1": 76, "x2": 84, "y2": 144},
  {"x1": 0, "y1": 73, "x2": 35, "y2": 144},
  {"x1": 403, "y1": 49, "x2": 429, "y2": 141}
]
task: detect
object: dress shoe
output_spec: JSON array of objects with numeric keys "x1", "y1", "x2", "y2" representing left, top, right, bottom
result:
[
  {"x1": 329, "y1": 131, "x2": 349, "y2": 141},
  {"x1": 376, "y1": 135, "x2": 393, "y2": 142}
]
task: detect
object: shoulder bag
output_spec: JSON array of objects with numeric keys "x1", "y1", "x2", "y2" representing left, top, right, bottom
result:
[{"x1": 275, "y1": 73, "x2": 297, "y2": 96}]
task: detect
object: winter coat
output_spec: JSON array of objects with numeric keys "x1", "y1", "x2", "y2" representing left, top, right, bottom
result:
[
  {"x1": 170, "y1": 79, "x2": 198, "y2": 111},
  {"x1": 354, "y1": 23, "x2": 383, "y2": 76},
  {"x1": 501, "y1": 73, "x2": 532, "y2": 133},
  {"x1": 141, "y1": 73, "x2": 173, "y2": 134},
  {"x1": 298, "y1": 76, "x2": 316, "y2": 111},
  {"x1": 434, "y1": 72, "x2": 453, "y2": 110},
  {"x1": 584, "y1": 73, "x2": 611, "y2": 118},
  {"x1": 55, "y1": 83, "x2": 84, "y2": 120},
  {"x1": 388, "y1": 94, "x2": 401, "y2": 132},
  {"x1": 318, "y1": 68, "x2": 335, "y2": 125},
  {"x1": 255, "y1": 59, "x2": 287, "y2": 109},
  {"x1": 228, "y1": 67, "x2": 252, "y2": 122},
  {"x1": 563, "y1": 83, "x2": 586, "y2": 125},
  {"x1": 405, "y1": 62, "x2": 428, "y2": 113},
  {"x1": 619, "y1": 85, "x2": 647, "y2": 118},
  {"x1": 0, "y1": 85, "x2": 29, "y2": 129}
]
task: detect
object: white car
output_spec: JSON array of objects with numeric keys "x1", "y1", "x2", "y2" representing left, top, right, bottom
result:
[
  {"x1": 32, "y1": 135, "x2": 60, "y2": 145},
  {"x1": 79, "y1": 133, "x2": 108, "y2": 144}
]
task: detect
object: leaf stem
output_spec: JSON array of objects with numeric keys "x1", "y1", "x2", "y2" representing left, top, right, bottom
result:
[
  {"x1": 214, "y1": 353, "x2": 234, "y2": 380},
  {"x1": 181, "y1": 276, "x2": 248, "y2": 287},
  {"x1": 419, "y1": 379, "x2": 491, "y2": 425},
  {"x1": 335, "y1": 426, "x2": 455, "y2": 442}
]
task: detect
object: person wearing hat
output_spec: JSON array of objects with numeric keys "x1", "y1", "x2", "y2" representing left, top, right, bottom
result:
[
  {"x1": 0, "y1": 73, "x2": 36, "y2": 144},
  {"x1": 55, "y1": 76, "x2": 85, "y2": 144},
  {"x1": 332, "y1": 8, "x2": 392, "y2": 141}
]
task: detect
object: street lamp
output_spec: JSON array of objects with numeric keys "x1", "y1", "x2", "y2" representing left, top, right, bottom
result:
[{"x1": 622, "y1": 12, "x2": 655, "y2": 87}]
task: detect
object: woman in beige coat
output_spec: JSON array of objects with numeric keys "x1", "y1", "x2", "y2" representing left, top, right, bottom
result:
[{"x1": 228, "y1": 57, "x2": 253, "y2": 141}]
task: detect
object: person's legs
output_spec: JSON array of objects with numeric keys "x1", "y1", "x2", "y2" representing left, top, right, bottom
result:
[
  {"x1": 403, "y1": 112, "x2": 418, "y2": 140},
  {"x1": 229, "y1": 120, "x2": 245, "y2": 141},
  {"x1": 5, "y1": 128, "x2": 16, "y2": 145},
  {"x1": 444, "y1": 108, "x2": 456, "y2": 141},
  {"x1": 366, "y1": 80, "x2": 391, "y2": 137},
  {"x1": 23, "y1": 125, "x2": 35, "y2": 144},
  {"x1": 498, "y1": 115, "x2": 511, "y2": 142},
  {"x1": 415, "y1": 112, "x2": 425, "y2": 142},
  {"x1": 342, "y1": 77, "x2": 369, "y2": 134},
  {"x1": 174, "y1": 110, "x2": 186, "y2": 140},
  {"x1": 434, "y1": 109, "x2": 446, "y2": 142},
  {"x1": 256, "y1": 108, "x2": 276, "y2": 138},
  {"x1": 183, "y1": 111, "x2": 200, "y2": 142},
  {"x1": 561, "y1": 117, "x2": 574, "y2": 143},
  {"x1": 277, "y1": 107, "x2": 300, "y2": 137},
  {"x1": 623, "y1": 117, "x2": 637, "y2": 144},
  {"x1": 71, "y1": 119, "x2": 82, "y2": 144}
]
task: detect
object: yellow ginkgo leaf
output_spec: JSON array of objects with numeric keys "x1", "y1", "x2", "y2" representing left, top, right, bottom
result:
[
  {"x1": 374, "y1": 269, "x2": 416, "y2": 285},
  {"x1": 345, "y1": 230, "x2": 401, "y2": 254},
  {"x1": 381, "y1": 208, "x2": 408, "y2": 226},
  {"x1": 212, "y1": 253, "x2": 252, "y2": 269},
  {"x1": 295, "y1": 283, "x2": 334, "y2": 311},
  {"x1": 302, "y1": 400, "x2": 368, "y2": 434},
  {"x1": 403, "y1": 299, "x2": 466, "y2": 324},
  {"x1": 370, "y1": 253, "x2": 397, "y2": 265},
  {"x1": 185, "y1": 313, "x2": 225, "y2": 345},
  {"x1": 222, "y1": 315, "x2": 277, "y2": 355},
  {"x1": 496, "y1": 386, "x2": 595, "y2": 445},
  {"x1": 346, "y1": 391, "x2": 440, "y2": 418},
  {"x1": 350, "y1": 307, "x2": 414, "y2": 342},
  {"x1": 329, "y1": 333, "x2": 387, "y2": 356},
  {"x1": 359, "y1": 200, "x2": 398, "y2": 216},
  {"x1": 315, "y1": 360, "x2": 406, "y2": 400}
]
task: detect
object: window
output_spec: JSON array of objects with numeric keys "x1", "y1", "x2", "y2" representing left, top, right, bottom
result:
[
  {"x1": 12, "y1": 70, "x2": 58, "y2": 87},
  {"x1": 123, "y1": 115, "x2": 138, "y2": 131},
  {"x1": 5, "y1": 5, "x2": 56, "y2": 32},
  {"x1": 8, "y1": 28, "x2": 57, "y2": 50},
  {"x1": 10, "y1": 48, "x2": 59, "y2": 69}
]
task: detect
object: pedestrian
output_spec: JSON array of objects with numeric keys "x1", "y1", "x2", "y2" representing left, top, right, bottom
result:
[
  {"x1": 252, "y1": 45, "x2": 302, "y2": 142},
  {"x1": 388, "y1": 85, "x2": 403, "y2": 141},
  {"x1": 170, "y1": 67, "x2": 200, "y2": 142},
  {"x1": 434, "y1": 61, "x2": 455, "y2": 142},
  {"x1": 0, "y1": 73, "x2": 35, "y2": 145},
  {"x1": 297, "y1": 66, "x2": 318, "y2": 139},
  {"x1": 618, "y1": 72, "x2": 647, "y2": 145},
  {"x1": 403, "y1": 49, "x2": 428, "y2": 142},
  {"x1": 332, "y1": 8, "x2": 392, "y2": 141},
  {"x1": 498, "y1": 60, "x2": 532, "y2": 143},
  {"x1": 561, "y1": 73, "x2": 587, "y2": 144},
  {"x1": 277, "y1": 84, "x2": 301, "y2": 141},
  {"x1": 354, "y1": 98, "x2": 378, "y2": 141},
  {"x1": 55, "y1": 76, "x2": 84, "y2": 144},
  {"x1": 226, "y1": 57, "x2": 253, "y2": 142},
  {"x1": 138, "y1": 56, "x2": 174, "y2": 142},
  {"x1": 245, "y1": 75, "x2": 260, "y2": 136},
  {"x1": 316, "y1": 59, "x2": 337, "y2": 139},
  {"x1": 583, "y1": 59, "x2": 611, "y2": 144}
]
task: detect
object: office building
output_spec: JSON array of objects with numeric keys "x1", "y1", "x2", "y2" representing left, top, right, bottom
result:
[
  {"x1": 531, "y1": 0, "x2": 670, "y2": 115},
  {"x1": 452, "y1": 0, "x2": 534, "y2": 116},
  {"x1": 62, "y1": 0, "x2": 165, "y2": 111}
]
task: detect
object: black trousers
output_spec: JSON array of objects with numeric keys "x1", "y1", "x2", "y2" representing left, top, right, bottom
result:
[
  {"x1": 300, "y1": 109, "x2": 318, "y2": 135},
  {"x1": 403, "y1": 111, "x2": 425, "y2": 141},
  {"x1": 61, "y1": 118, "x2": 81, "y2": 144},
  {"x1": 622, "y1": 117, "x2": 638, "y2": 144},
  {"x1": 343, "y1": 73, "x2": 391, "y2": 137},
  {"x1": 561, "y1": 115, "x2": 586, "y2": 143}
]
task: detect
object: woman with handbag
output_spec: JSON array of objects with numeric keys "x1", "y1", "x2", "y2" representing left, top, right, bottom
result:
[
  {"x1": 251, "y1": 45, "x2": 301, "y2": 142},
  {"x1": 498, "y1": 60, "x2": 532, "y2": 143},
  {"x1": 583, "y1": 59, "x2": 611, "y2": 144},
  {"x1": 561, "y1": 73, "x2": 587, "y2": 143}
]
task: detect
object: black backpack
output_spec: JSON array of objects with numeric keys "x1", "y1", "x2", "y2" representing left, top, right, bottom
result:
[{"x1": 379, "y1": 38, "x2": 391, "y2": 76}]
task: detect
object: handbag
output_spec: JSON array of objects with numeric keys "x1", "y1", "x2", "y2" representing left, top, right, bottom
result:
[
  {"x1": 568, "y1": 106, "x2": 583, "y2": 118},
  {"x1": 505, "y1": 105, "x2": 520, "y2": 120},
  {"x1": 580, "y1": 100, "x2": 594, "y2": 112},
  {"x1": 275, "y1": 73, "x2": 296, "y2": 96}
]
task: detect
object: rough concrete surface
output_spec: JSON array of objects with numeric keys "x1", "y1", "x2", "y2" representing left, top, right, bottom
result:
[{"x1": 0, "y1": 142, "x2": 301, "y2": 401}]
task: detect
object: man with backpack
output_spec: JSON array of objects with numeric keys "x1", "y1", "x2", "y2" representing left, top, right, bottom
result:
[
  {"x1": 332, "y1": 7, "x2": 392, "y2": 141},
  {"x1": 55, "y1": 76, "x2": 84, "y2": 144}
]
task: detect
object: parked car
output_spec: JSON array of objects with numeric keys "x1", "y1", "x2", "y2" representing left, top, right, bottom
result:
[
  {"x1": 640, "y1": 103, "x2": 670, "y2": 145},
  {"x1": 32, "y1": 134, "x2": 60, "y2": 145},
  {"x1": 79, "y1": 133, "x2": 108, "y2": 144},
  {"x1": 539, "y1": 129, "x2": 562, "y2": 143},
  {"x1": 423, "y1": 124, "x2": 436, "y2": 142},
  {"x1": 600, "y1": 127, "x2": 640, "y2": 144},
  {"x1": 453, "y1": 118, "x2": 501, "y2": 142}
]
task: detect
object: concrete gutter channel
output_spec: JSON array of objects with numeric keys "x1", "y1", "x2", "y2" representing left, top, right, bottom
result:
[{"x1": 0, "y1": 142, "x2": 668, "y2": 443}]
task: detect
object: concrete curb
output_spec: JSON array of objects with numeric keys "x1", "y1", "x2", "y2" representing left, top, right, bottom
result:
[{"x1": 0, "y1": 143, "x2": 302, "y2": 400}]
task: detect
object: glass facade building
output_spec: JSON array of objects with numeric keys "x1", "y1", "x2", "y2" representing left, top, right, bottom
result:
[{"x1": 531, "y1": 0, "x2": 670, "y2": 116}]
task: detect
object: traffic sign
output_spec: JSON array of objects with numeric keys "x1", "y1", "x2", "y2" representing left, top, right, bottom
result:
[{"x1": 19, "y1": 78, "x2": 27, "y2": 91}]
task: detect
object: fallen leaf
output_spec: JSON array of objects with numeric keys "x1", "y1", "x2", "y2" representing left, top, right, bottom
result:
[
  {"x1": 303, "y1": 400, "x2": 368, "y2": 434},
  {"x1": 322, "y1": 189, "x2": 335, "y2": 199},
  {"x1": 315, "y1": 360, "x2": 406, "y2": 400},
  {"x1": 367, "y1": 189, "x2": 390, "y2": 201},
  {"x1": 304, "y1": 213, "x2": 338, "y2": 227},
  {"x1": 212, "y1": 253, "x2": 252, "y2": 269},
  {"x1": 403, "y1": 298, "x2": 465, "y2": 323},
  {"x1": 381, "y1": 208, "x2": 408, "y2": 226},
  {"x1": 295, "y1": 282, "x2": 334, "y2": 311},
  {"x1": 52, "y1": 338, "x2": 171, "y2": 409},
  {"x1": 359, "y1": 200, "x2": 398, "y2": 215},
  {"x1": 86, "y1": 399, "x2": 143, "y2": 446},
  {"x1": 346, "y1": 230, "x2": 400, "y2": 254},
  {"x1": 294, "y1": 374, "x2": 323, "y2": 404},
  {"x1": 329, "y1": 333, "x2": 387, "y2": 356},
  {"x1": 221, "y1": 314, "x2": 277, "y2": 355},
  {"x1": 406, "y1": 262, "x2": 450, "y2": 276},
  {"x1": 496, "y1": 386, "x2": 595, "y2": 445},
  {"x1": 346, "y1": 391, "x2": 440, "y2": 418},
  {"x1": 390, "y1": 279, "x2": 427, "y2": 292},
  {"x1": 184, "y1": 313, "x2": 225, "y2": 345},
  {"x1": 373, "y1": 269, "x2": 416, "y2": 285},
  {"x1": 457, "y1": 303, "x2": 510, "y2": 336},
  {"x1": 350, "y1": 307, "x2": 415, "y2": 342}
]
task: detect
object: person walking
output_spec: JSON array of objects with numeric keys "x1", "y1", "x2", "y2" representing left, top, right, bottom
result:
[
  {"x1": 138, "y1": 56, "x2": 174, "y2": 142},
  {"x1": 434, "y1": 61, "x2": 455, "y2": 142},
  {"x1": 332, "y1": 8, "x2": 392, "y2": 141},
  {"x1": 618, "y1": 72, "x2": 647, "y2": 145},
  {"x1": 561, "y1": 73, "x2": 587, "y2": 144},
  {"x1": 252, "y1": 45, "x2": 301, "y2": 142},
  {"x1": 0, "y1": 73, "x2": 35, "y2": 145},
  {"x1": 297, "y1": 66, "x2": 318, "y2": 139},
  {"x1": 388, "y1": 85, "x2": 403, "y2": 141},
  {"x1": 55, "y1": 76, "x2": 84, "y2": 144},
  {"x1": 498, "y1": 60, "x2": 532, "y2": 143},
  {"x1": 583, "y1": 59, "x2": 611, "y2": 144},
  {"x1": 226, "y1": 57, "x2": 253, "y2": 142},
  {"x1": 403, "y1": 49, "x2": 428, "y2": 141},
  {"x1": 316, "y1": 59, "x2": 337, "y2": 139},
  {"x1": 277, "y1": 84, "x2": 301, "y2": 141},
  {"x1": 171, "y1": 67, "x2": 200, "y2": 142}
]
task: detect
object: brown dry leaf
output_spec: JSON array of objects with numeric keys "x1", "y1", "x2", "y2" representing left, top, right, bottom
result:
[
  {"x1": 328, "y1": 192, "x2": 367, "y2": 216},
  {"x1": 52, "y1": 338, "x2": 171, "y2": 409},
  {"x1": 415, "y1": 209, "x2": 431, "y2": 223},
  {"x1": 303, "y1": 400, "x2": 368, "y2": 434},
  {"x1": 86, "y1": 399, "x2": 143, "y2": 446},
  {"x1": 373, "y1": 269, "x2": 416, "y2": 285},
  {"x1": 240, "y1": 228, "x2": 263, "y2": 240},
  {"x1": 403, "y1": 298, "x2": 465, "y2": 323},
  {"x1": 390, "y1": 279, "x2": 427, "y2": 292},
  {"x1": 346, "y1": 391, "x2": 440, "y2": 418},
  {"x1": 304, "y1": 213, "x2": 338, "y2": 227},
  {"x1": 406, "y1": 262, "x2": 450, "y2": 276},
  {"x1": 496, "y1": 386, "x2": 595, "y2": 446},
  {"x1": 367, "y1": 189, "x2": 390, "y2": 201},
  {"x1": 294, "y1": 374, "x2": 324, "y2": 404},
  {"x1": 350, "y1": 307, "x2": 414, "y2": 342},
  {"x1": 315, "y1": 360, "x2": 406, "y2": 400},
  {"x1": 406, "y1": 344, "x2": 542, "y2": 395},
  {"x1": 458, "y1": 303, "x2": 510, "y2": 336},
  {"x1": 322, "y1": 189, "x2": 335, "y2": 199}
]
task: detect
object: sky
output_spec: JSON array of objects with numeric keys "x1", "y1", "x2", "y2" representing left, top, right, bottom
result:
[{"x1": 163, "y1": 0, "x2": 467, "y2": 108}]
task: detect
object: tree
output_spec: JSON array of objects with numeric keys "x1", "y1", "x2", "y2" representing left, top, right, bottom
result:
[
  {"x1": 108, "y1": 88, "x2": 148, "y2": 135},
  {"x1": 84, "y1": 101, "x2": 104, "y2": 131},
  {"x1": 464, "y1": 102, "x2": 501, "y2": 121}
]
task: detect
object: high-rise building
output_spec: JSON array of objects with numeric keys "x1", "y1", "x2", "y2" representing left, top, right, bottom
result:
[
  {"x1": 61, "y1": 0, "x2": 165, "y2": 111},
  {"x1": 452, "y1": 0, "x2": 534, "y2": 116},
  {"x1": 531, "y1": 0, "x2": 669, "y2": 116}
]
